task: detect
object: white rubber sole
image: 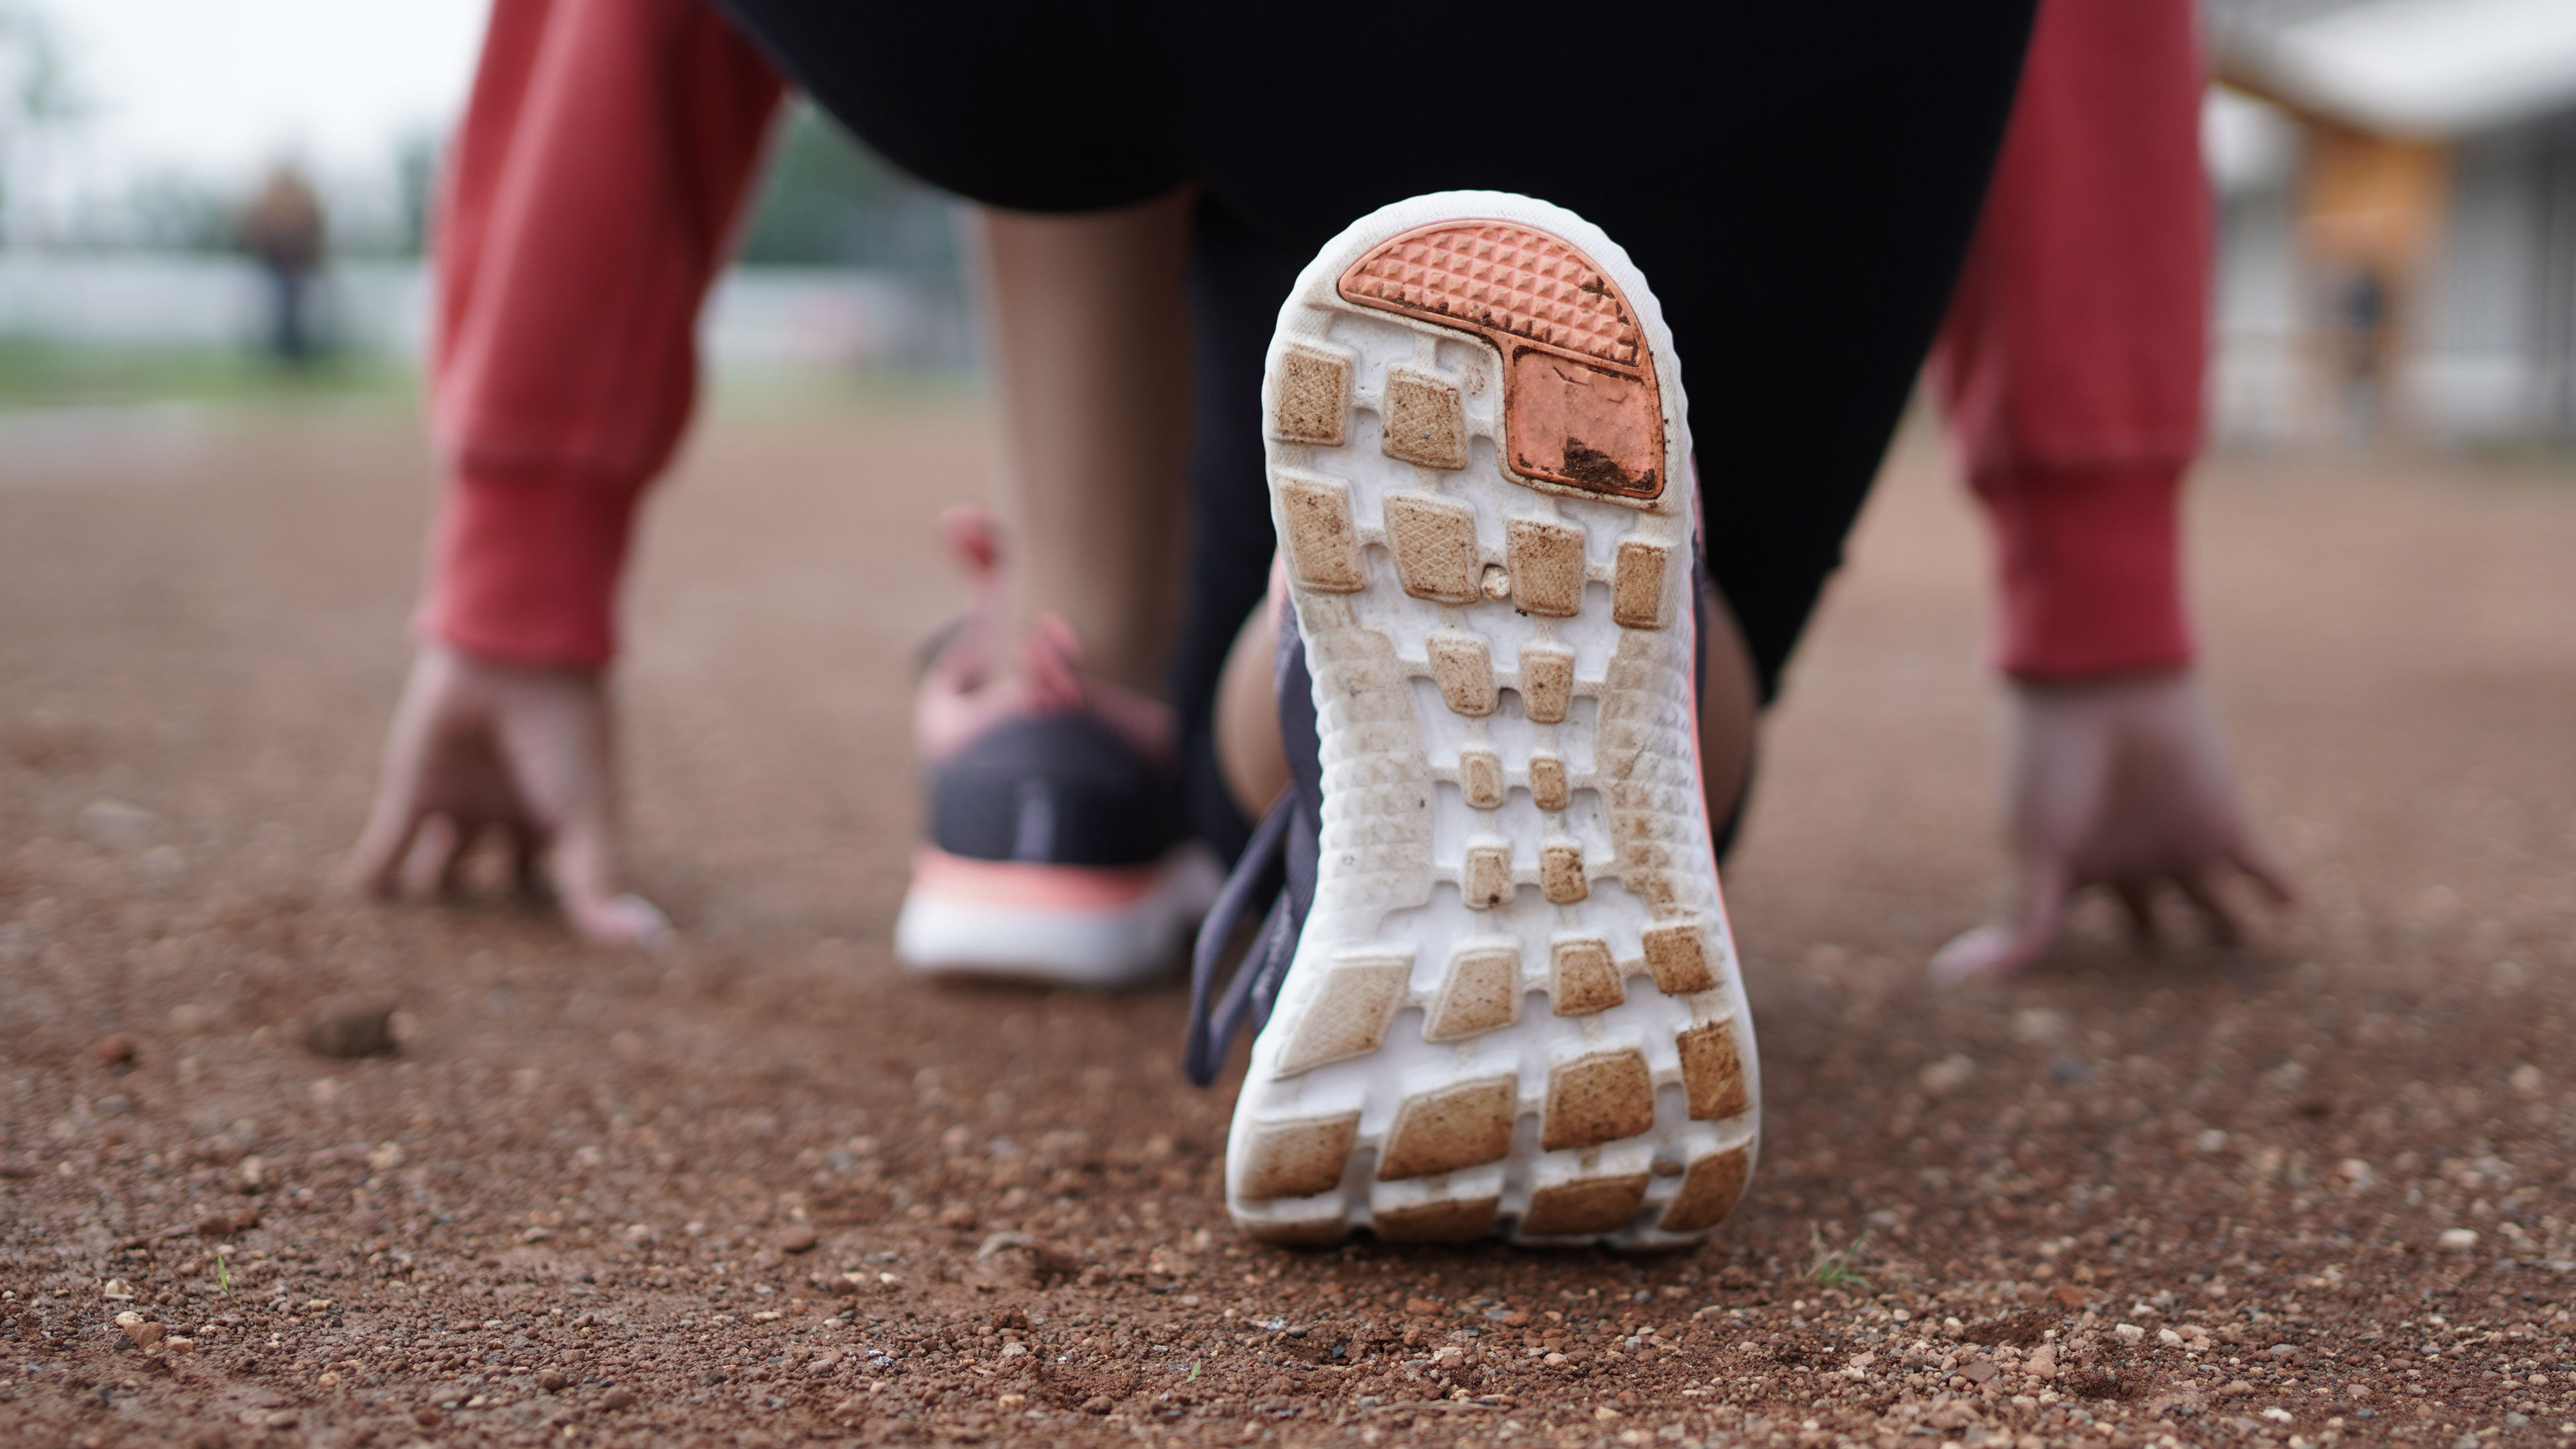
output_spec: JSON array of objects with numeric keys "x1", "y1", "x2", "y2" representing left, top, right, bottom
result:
[
  {"x1": 894, "y1": 847, "x2": 1222, "y2": 990},
  {"x1": 1224, "y1": 192, "x2": 1760, "y2": 1249}
]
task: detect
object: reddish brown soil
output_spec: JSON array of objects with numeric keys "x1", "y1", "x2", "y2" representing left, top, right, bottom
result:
[{"x1": 2, "y1": 394, "x2": 2572, "y2": 1449}]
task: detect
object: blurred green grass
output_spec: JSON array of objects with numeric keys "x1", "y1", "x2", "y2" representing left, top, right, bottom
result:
[
  {"x1": 0, "y1": 340, "x2": 983, "y2": 419},
  {"x1": 0, "y1": 340, "x2": 419, "y2": 411}
]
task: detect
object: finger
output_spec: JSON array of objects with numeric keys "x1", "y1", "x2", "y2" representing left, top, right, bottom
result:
[
  {"x1": 349, "y1": 799, "x2": 425, "y2": 897},
  {"x1": 2176, "y1": 868, "x2": 2250, "y2": 947},
  {"x1": 350, "y1": 647, "x2": 464, "y2": 896},
  {"x1": 2231, "y1": 837, "x2": 2299, "y2": 908},
  {"x1": 350, "y1": 726, "x2": 437, "y2": 895},
  {"x1": 402, "y1": 812, "x2": 468, "y2": 900},
  {"x1": 544, "y1": 804, "x2": 669, "y2": 948},
  {"x1": 2114, "y1": 881, "x2": 2159, "y2": 948},
  {"x1": 1930, "y1": 858, "x2": 2070, "y2": 985}
]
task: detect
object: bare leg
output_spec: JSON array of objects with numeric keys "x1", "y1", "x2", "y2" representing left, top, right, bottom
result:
[
  {"x1": 972, "y1": 193, "x2": 1195, "y2": 698},
  {"x1": 1213, "y1": 563, "x2": 1291, "y2": 815},
  {"x1": 1215, "y1": 568, "x2": 1763, "y2": 841}
]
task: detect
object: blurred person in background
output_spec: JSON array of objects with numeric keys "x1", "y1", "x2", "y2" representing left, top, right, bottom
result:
[
  {"x1": 241, "y1": 163, "x2": 327, "y2": 365},
  {"x1": 354, "y1": 0, "x2": 2288, "y2": 989},
  {"x1": 2334, "y1": 264, "x2": 2393, "y2": 446}
]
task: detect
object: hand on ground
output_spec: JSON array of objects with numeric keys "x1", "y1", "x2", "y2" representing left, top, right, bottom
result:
[
  {"x1": 350, "y1": 642, "x2": 668, "y2": 945},
  {"x1": 1931, "y1": 670, "x2": 2292, "y2": 983}
]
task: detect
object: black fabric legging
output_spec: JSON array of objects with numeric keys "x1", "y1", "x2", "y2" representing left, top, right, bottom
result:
[{"x1": 714, "y1": 1, "x2": 2039, "y2": 851}]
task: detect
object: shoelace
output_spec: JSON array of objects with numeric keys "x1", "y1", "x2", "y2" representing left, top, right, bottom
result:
[{"x1": 1181, "y1": 794, "x2": 1293, "y2": 1087}]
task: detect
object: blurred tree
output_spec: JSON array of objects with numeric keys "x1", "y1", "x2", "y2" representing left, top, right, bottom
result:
[
  {"x1": 739, "y1": 103, "x2": 959, "y2": 275},
  {"x1": 119, "y1": 168, "x2": 234, "y2": 252},
  {"x1": 0, "y1": 0, "x2": 85, "y2": 246},
  {"x1": 394, "y1": 130, "x2": 437, "y2": 257}
]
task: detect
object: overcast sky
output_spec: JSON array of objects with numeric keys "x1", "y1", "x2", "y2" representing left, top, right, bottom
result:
[{"x1": 54, "y1": 0, "x2": 488, "y2": 191}]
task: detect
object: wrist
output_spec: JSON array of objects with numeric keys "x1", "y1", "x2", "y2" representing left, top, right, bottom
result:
[
  {"x1": 2005, "y1": 664, "x2": 2190, "y2": 700},
  {"x1": 1976, "y1": 460, "x2": 2194, "y2": 682},
  {"x1": 418, "y1": 462, "x2": 645, "y2": 671}
]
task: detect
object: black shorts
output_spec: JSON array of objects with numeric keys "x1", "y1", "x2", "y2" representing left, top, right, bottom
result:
[{"x1": 712, "y1": 0, "x2": 2038, "y2": 847}]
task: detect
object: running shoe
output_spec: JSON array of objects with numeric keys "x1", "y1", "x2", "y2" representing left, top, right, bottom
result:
[
  {"x1": 894, "y1": 506, "x2": 1220, "y2": 987},
  {"x1": 1190, "y1": 193, "x2": 1760, "y2": 1247}
]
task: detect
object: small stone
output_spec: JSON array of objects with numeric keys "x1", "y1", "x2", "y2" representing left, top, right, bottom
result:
[
  {"x1": 1480, "y1": 565, "x2": 1511, "y2": 602},
  {"x1": 116, "y1": 1312, "x2": 166, "y2": 1351},
  {"x1": 1918, "y1": 1054, "x2": 1976, "y2": 1097},
  {"x1": 79, "y1": 799, "x2": 159, "y2": 848},
  {"x1": 1081, "y1": 1395, "x2": 1114, "y2": 1415},
  {"x1": 539, "y1": 1370, "x2": 568, "y2": 1392},
  {"x1": 997, "y1": 1393, "x2": 1027, "y2": 1411},
  {"x1": 2221, "y1": 1379, "x2": 2253, "y2": 1397},
  {"x1": 2025, "y1": 1345, "x2": 2057, "y2": 1379},
  {"x1": 196, "y1": 1208, "x2": 260, "y2": 1238},
  {"x1": 102, "y1": 1279, "x2": 136, "y2": 1300},
  {"x1": 969, "y1": 1234, "x2": 1077, "y2": 1290},
  {"x1": 413, "y1": 1408, "x2": 443, "y2": 1429},
  {"x1": 304, "y1": 1000, "x2": 399, "y2": 1059},
  {"x1": 1962, "y1": 1360, "x2": 1997, "y2": 1383},
  {"x1": 316, "y1": 1371, "x2": 341, "y2": 1388},
  {"x1": 164, "y1": 1337, "x2": 195, "y2": 1352},
  {"x1": 1404, "y1": 1297, "x2": 1444, "y2": 1317},
  {"x1": 2009, "y1": 1008, "x2": 2069, "y2": 1044},
  {"x1": 2437, "y1": 1228, "x2": 2479, "y2": 1251},
  {"x1": 774, "y1": 1226, "x2": 818, "y2": 1254},
  {"x1": 2114, "y1": 1323, "x2": 2145, "y2": 1342},
  {"x1": 2267, "y1": 1344, "x2": 2299, "y2": 1359},
  {"x1": 596, "y1": 1388, "x2": 635, "y2": 1412},
  {"x1": 2159, "y1": 1328, "x2": 2184, "y2": 1346},
  {"x1": 95, "y1": 1034, "x2": 138, "y2": 1069},
  {"x1": 2049, "y1": 1285, "x2": 2087, "y2": 1308},
  {"x1": 1544, "y1": 1352, "x2": 1569, "y2": 1367},
  {"x1": 998, "y1": 1342, "x2": 1028, "y2": 1359}
]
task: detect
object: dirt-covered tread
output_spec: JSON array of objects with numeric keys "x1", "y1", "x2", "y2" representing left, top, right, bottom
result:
[{"x1": 1228, "y1": 192, "x2": 1761, "y2": 1249}]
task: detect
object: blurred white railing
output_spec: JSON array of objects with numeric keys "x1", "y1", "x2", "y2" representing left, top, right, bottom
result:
[{"x1": 0, "y1": 252, "x2": 962, "y2": 368}]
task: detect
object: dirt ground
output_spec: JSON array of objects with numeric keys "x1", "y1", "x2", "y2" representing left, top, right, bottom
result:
[{"x1": 2, "y1": 388, "x2": 2572, "y2": 1449}]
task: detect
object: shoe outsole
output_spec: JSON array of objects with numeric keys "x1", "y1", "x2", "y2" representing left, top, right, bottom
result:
[
  {"x1": 896, "y1": 847, "x2": 1221, "y2": 989},
  {"x1": 1226, "y1": 192, "x2": 1760, "y2": 1250}
]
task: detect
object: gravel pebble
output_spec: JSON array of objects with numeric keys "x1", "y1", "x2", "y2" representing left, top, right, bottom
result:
[{"x1": 304, "y1": 1000, "x2": 400, "y2": 1059}]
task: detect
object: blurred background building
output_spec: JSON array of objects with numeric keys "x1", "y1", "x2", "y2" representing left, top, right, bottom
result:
[{"x1": 2206, "y1": 0, "x2": 2576, "y2": 448}]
